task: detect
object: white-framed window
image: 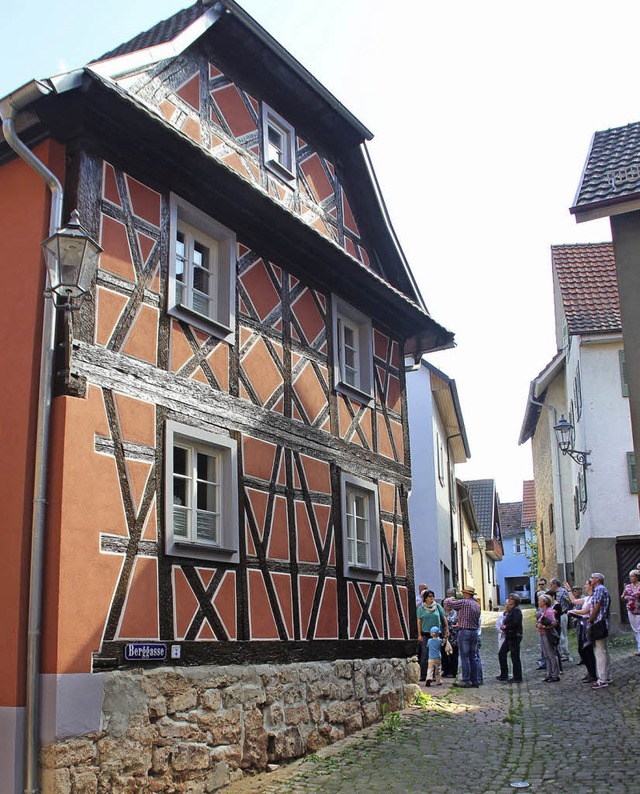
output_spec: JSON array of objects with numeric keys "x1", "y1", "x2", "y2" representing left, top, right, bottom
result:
[
  {"x1": 513, "y1": 536, "x2": 523, "y2": 554},
  {"x1": 574, "y1": 364, "x2": 583, "y2": 419},
  {"x1": 168, "y1": 194, "x2": 236, "y2": 341},
  {"x1": 262, "y1": 104, "x2": 296, "y2": 181},
  {"x1": 620, "y1": 349, "x2": 629, "y2": 397},
  {"x1": 165, "y1": 421, "x2": 239, "y2": 563},
  {"x1": 332, "y1": 296, "x2": 373, "y2": 402},
  {"x1": 627, "y1": 451, "x2": 637, "y2": 494},
  {"x1": 340, "y1": 472, "x2": 381, "y2": 581},
  {"x1": 436, "y1": 434, "x2": 445, "y2": 486}
]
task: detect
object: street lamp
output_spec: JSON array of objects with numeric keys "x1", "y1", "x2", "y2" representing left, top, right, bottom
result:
[
  {"x1": 554, "y1": 413, "x2": 590, "y2": 510},
  {"x1": 553, "y1": 415, "x2": 590, "y2": 467},
  {"x1": 41, "y1": 209, "x2": 102, "y2": 309}
]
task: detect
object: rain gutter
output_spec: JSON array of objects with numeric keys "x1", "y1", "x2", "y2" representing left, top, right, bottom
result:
[{"x1": 0, "y1": 78, "x2": 62, "y2": 794}]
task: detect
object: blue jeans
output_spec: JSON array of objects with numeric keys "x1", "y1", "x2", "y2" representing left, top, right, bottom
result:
[{"x1": 457, "y1": 628, "x2": 479, "y2": 684}]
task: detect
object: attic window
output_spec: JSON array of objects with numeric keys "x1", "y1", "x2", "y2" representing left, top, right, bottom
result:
[{"x1": 262, "y1": 104, "x2": 296, "y2": 181}]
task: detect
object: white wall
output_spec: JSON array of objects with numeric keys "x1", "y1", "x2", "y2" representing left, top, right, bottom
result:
[
  {"x1": 407, "y1": 367, "x2": 448, "y2": 598},
  {"x1": 574, "y1": 337, "x2": 639, "y2": 550}
]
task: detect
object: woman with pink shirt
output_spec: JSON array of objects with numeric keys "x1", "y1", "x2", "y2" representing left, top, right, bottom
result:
[
  {"x1": 621, "y1": 569, "x2": 640, "y2": 654},
  {"x1": 536, "y1": 594, "x2": 560, "y2": 682}
]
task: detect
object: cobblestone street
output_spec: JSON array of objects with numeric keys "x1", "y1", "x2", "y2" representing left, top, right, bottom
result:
[{"x1": 227, "y1": 609, "x2": 638, "y2": 794}]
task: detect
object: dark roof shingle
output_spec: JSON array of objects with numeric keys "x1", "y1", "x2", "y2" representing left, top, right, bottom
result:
[
  {"x1": 498, "y1": 502, "x2": 523, "y2": 538},
  {"x1": 552, "y1": 243, "x2": 621, "y2": 335},
  {"x1": 93, "y1": 3, "x2": 205, "y2": 62},
  {"x1": 573, "y1": 121, "x2": 640, "y2": 211},
  {"x1": 465, "y1": 479, "x2": 495, "y2": 538}
]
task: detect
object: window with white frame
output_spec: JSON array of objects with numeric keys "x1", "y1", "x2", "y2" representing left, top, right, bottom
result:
[
  {"x1": 620, "y1": 350, "x2": 629, "y2": 397},
  {"x1": 262, "y1": 104, "x2": 296, "y2": 181},
  {"x1": 436, "y1": 434, "x2": 445, "y2": 486},
  {"x1": 628, "y1": 451, "x2": 637, "y2": 494},
  {"x1": 340, "y1": 472, "x2": 381, "y2": 580},
  {"x1": 165, "y1": 421, "x2": 239, "y2": 563},
  {"x1": 332, "y1": 296, "x2": 373, "y2": 401},
  {"x1": 513, "y1": 536, "x2": 523, "y2": 554},
  {"x1": 168, "y1": 194, "x2": 236, "y2": 340}
]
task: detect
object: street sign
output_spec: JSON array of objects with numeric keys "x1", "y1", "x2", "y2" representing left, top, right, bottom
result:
[{"x1": 124, "y1": 643, "x2": 167, "y2": 662}]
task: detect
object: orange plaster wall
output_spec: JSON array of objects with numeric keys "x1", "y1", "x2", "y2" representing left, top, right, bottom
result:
[
  {"x1": 42, "y1": 388, "x2": 130, "y2": 674},
  {"x1": 0, "y1": 141, "x2": 64, "y2": 706}
]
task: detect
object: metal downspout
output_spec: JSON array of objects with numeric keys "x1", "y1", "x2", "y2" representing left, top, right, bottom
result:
[{"x1": 0, "y1": 81, "x2": 62, "y2": 794}]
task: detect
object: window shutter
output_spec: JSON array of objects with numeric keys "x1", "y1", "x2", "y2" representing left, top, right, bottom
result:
[{"x1": 620, "y1": 350, "x2": 629, "y2": 397}]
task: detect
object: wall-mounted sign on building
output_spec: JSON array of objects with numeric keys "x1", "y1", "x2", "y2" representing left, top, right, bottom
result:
[{"x1": 124, "y1": 643, "x2": 167, "y2": 662}]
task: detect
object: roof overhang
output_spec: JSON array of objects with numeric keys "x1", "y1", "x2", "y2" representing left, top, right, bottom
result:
[
  {"x1": 518, "y1": 350, "x2": 566, "y2": 445},
  {"x1": 571, "y1": 195, "x2": 640, "y2": 223},
  {"x1": 421, "y1": 361, "x2": 470, "y2": 462},
  {"x1": 2, "y1": 70, "x2": 450, "y2": 349}
]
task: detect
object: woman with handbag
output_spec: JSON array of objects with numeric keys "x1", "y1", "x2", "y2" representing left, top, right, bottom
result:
[
  {"x1": 567, "y1": 579, "x2": 597, "y2": 683},
  {"x1": 536, "y1": 594, "x2": 561, "y2": 682},
  {"x1": 621, "y1": 569, "x2": 640, "y2": 654}
]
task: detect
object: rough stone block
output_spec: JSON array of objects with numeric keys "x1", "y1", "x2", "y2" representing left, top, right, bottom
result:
[
  {"x1": 269, "y1": 726, "x2": 305, "y2": 760},
  {"x1": 305, "y1": 728, "x2": 328, "y2": 753},
  {"x1": 171, "y1": 743, "x2": 211, "y2": 772},
  {"x1": 334, "y1": 660, "x2": 353, "y2": 679},
  {"x1": 42, "y1": 767, "x2": 71, "y2": 794},
  {"x1": 70, "y1": 769, "x2": 98, "y2": 794},
  {"x1": 282, "y1": 684, "x2": 305, "y2": 704},
  {"x1": 266, "y1": 702, "x2": 285, "y2": 728},
  {"x1": 198, "y1": 707, "x2": 242, "y2": 744},
  {"x1": 148, "y1": 695, "x2": 167, "y2": 720},
  {"x1": 41, "y1": 738, "x2": 97, "y2": 769},
  {"x1": 345, "y1": 712, "x2": 363, "y2": 734},
  {"x1": 362, "y1": 701, "x2": 380, "y2": 726},
  {"x1": 200, "y1": 688, "x2": 223, "y2": 711},
  {"x1": 151, "y1": 746, "x2": 171, "y2": 774},
  {"x1": 96, "y1": 737, "x2": 151, "y2": 775},
  {"x1": 222, "y1": 683, "x2": 266, "y2": 709},
  {"x1": 284, "y1": 703, "x2": 310, "y2": 725},
  {"x1": 210, "y1": 744, "x2": 242, "y2": 770},
  {"x1": 155, "y1": 716, "x2": 208, "y2": 742},
  {"x1": 241, "y1": 707, "x2": 268, "y2": 769},
  {"x1": 166, "y1": 686, "x2": 198, "y2": 714}
]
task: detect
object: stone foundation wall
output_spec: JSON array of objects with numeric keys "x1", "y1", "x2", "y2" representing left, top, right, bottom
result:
[{"x1": 41, "y1": 657, "x2": 420, "y2": 793}]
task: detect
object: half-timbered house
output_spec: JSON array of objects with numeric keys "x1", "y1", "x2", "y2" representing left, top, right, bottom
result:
[{"x1": 0, "y1": 1, "x2": 453, "y2": 789}]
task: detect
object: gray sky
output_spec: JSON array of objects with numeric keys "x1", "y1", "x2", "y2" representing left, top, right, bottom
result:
[{"x1": 4, "y1": 0, "x2": 634, "y2": 501}]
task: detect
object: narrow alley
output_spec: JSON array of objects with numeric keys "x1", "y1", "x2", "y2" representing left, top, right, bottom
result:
[{"x1": 227, "y1": 610, "x2": 638, "y2": 794}]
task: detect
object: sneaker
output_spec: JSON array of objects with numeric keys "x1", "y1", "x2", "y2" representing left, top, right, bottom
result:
[
  {"x1": 495, "y1": 676, "x2": 508, "y2": 681},
  {"x1": 591, "y1": 681, "x2": 609, "y2": 689},
  {"x1": 457, "y1": 681, "x2": 473, "y2": 688}
]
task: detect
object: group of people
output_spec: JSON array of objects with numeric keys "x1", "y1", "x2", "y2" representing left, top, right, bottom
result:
[
  {"x1": 416, "y1": 583, "x2": 483, "y2": 688},
  {"x1": 415, "y1": 566, "x2": 640, "y2": 691}
]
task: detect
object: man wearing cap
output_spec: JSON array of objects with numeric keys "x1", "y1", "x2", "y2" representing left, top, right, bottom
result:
[
  {"x1": 589, "y1": 572, "x2": 612, "y2": 690},
  {"x1": 444, "y1": 585, "x2": 481, "y2": 688}
]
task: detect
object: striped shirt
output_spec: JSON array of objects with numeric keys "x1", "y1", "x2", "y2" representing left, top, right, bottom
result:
[{"x1": 444, "y1": 597, "x2": 481, "y2": 630}]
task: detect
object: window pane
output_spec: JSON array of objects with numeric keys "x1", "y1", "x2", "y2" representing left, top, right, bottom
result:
[
  {"x1": 174, "y1": 446, "x2": 188, "y2": 474},
  {"x1": 196, "y1": 510, "x2": 218, "y2": 543},
  {"x1": 268, "y1": 124, "x2": 285, "y2": 163},
  {"x1": 197, "y1": 451, "x2": 217, "y2": 483},
  {"x1": 197, "y1": 480, "x2": 217, "y2": 512},
  {"x1": 356, "y1": 540, "x2": 368, "y2": 566},
  {"x1": 173, "y1": 505, "x2": 189, "y2": 537}
]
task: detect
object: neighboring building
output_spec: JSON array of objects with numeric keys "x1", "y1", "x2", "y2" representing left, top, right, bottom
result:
[
  {"x1": 519, "y1": 244, "x2": 640, "y2": 624},
  {"x1": 0, "y1": 2, "x2": 454, "y2": 791},
  {"x1": 571, "y1": 126, "x2": 640, "y2": 515},
  {"x1": 407, "y1": 361, "x2": 470, "y2": 598},
  {"x1": 496, "y1": 481, "x2": 536, "y2": 605},
  {"x1": 456, "y1": 479, "x2": 482, "y2": 596},
  {"x1": 463, "y1": 479, "x2": 503, "y2": 609}
]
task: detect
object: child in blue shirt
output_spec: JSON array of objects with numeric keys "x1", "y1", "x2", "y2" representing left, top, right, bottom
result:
[{"x1": 425, "y1": 627, "x2": 443, "y2": 686}]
